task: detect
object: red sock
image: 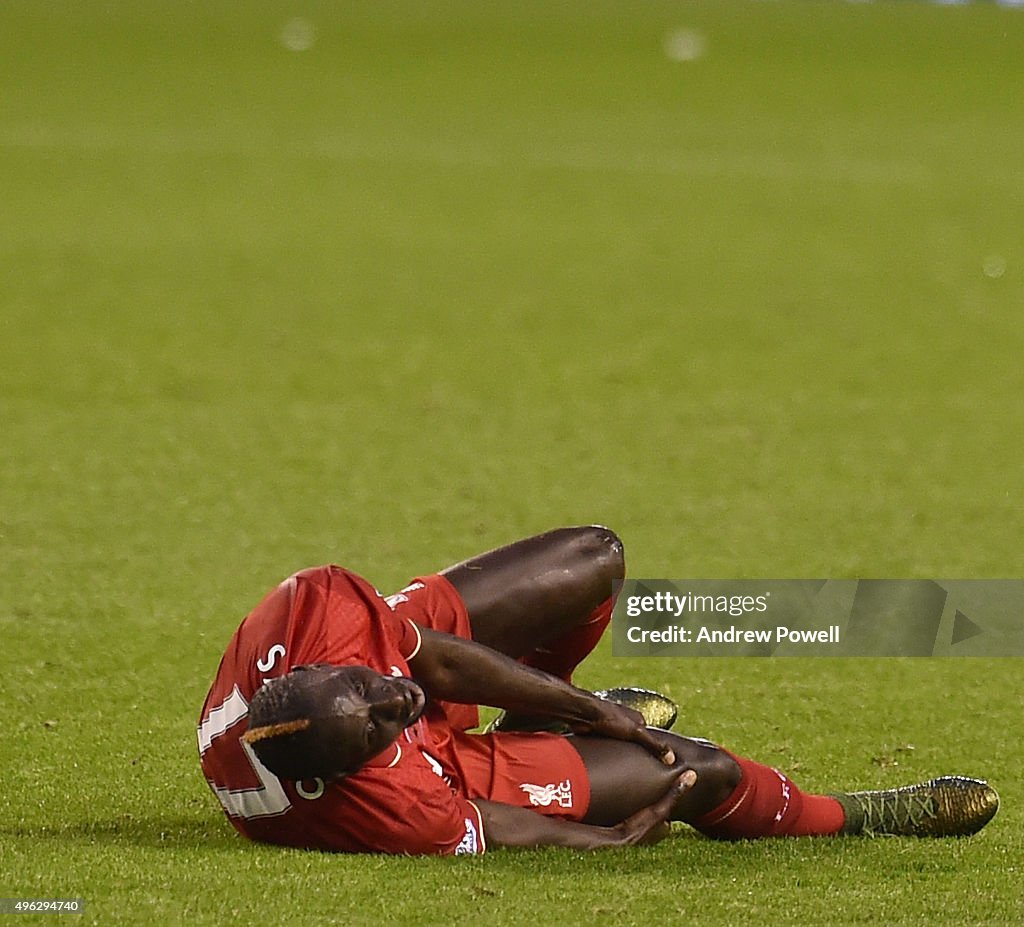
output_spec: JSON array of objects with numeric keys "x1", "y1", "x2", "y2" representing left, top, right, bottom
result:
[
  {"x1": 692, "y1": 751, "x2": 845, "y2": 838},
  {"x1": 521, "y1": 597, "x2": 614, "y2": 682}
]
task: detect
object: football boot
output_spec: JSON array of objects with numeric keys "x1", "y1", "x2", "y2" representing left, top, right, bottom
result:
[
  {"x1": 833, "y1": 776, "x2": 999, "y2": 837},
  {"x1": 484, "y1": 686, "x2": 678, "y2": 734}
]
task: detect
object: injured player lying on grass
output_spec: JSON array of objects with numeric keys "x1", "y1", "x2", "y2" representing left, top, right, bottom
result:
[{"x1": 198, "y1": 526, "x2": 999, "y2": 855}]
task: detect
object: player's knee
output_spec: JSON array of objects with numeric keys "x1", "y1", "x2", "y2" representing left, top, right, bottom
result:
[
  {"x1": 710, "y1": 748, "x2": 742, "y2": 790},
  {"x1": 672, "y1": 739, "x2": 741, "y2": 807},
  {"x1": 694, "y1": 748, "x2": 742, "y2": 805},
  {"x1": 566, "y1": 525, "x2": 625, "y2": 584}
]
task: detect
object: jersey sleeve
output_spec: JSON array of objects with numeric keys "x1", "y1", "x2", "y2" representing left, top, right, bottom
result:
[
  {"x1": 335, "y1": 768, "x2": 486, "y2": 855},
  {"x1": 284, "y1": 755, "x2": 486, "y2": 856}
]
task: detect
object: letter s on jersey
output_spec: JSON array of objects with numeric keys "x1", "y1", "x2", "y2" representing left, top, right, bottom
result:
[{"x1": 256, "y1": 643, "x2": 286, "y2": 673}]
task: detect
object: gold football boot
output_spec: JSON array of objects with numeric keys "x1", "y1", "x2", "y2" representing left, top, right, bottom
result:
[
  {"x1": 592, "y1": 687, "x2": 678, "y2": 730},
  {"x1": 834, "y1": 776, "x2": 999, "y2": 837},
  {"x1": 484, "y1": 686, "x2": 678, "y2": 734}
]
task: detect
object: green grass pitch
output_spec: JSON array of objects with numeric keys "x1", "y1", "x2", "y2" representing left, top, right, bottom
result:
[{"x1": 1, "y1": 1, "x2": 1022, "y2": 924}]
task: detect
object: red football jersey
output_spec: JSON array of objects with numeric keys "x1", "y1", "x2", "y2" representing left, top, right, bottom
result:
[{"x1": 197, "y1": 566, "x2": 485, "y2": 855}]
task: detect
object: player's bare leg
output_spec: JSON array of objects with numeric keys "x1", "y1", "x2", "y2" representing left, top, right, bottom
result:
[
  {"x1": 571, "y1": 730, "x2": 998, "y2": 838},
  {"x1": 441, "y1": 526, "x2": 677, "y2": 732},
  {"x1": 441, "y1": 525, "x2": 624, "y2": 660},
  {"x1": 571, "y1": 732, "x2": 741, "y2": 825}
]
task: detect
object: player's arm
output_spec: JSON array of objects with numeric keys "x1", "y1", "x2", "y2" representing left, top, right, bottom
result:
[
  {"x1": 474, "y1": 771, "x2": 695, "y2": 850},
  {"x1": 408, "y1": 627, "x2": 674, "y2": 764}
]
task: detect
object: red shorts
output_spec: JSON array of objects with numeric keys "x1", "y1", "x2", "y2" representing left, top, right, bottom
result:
[
  {"x1": 389, "y1": 573, "x2": 592, "y2": 823},
  {"x1": 452, "y1": 729, "x2": 591, "y2": 822},
  {"x1": 390, "y1": 573, "x2": 472, "y2": 639},
  {"x1": 389, "y1": 573, "x2": 479, "y2": 731}
]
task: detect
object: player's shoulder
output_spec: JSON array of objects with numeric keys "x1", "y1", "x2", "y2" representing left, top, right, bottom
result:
[
  {"x1": 290, "y1": 564, "x2": 377, "y2": 596},
  {"x1": 290, "y1": 566, "x2": 404, "y2": 625},
  {"x1": 291, "y1": 563, "x2": 345, "y2": 585}
]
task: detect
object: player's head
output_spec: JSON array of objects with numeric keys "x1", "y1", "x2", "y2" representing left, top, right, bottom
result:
[{"x1": 243, "y1": 664, "x2": 426, "y2": 781}]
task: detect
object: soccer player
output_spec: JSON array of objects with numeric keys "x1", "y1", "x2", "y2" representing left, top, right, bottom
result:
[{"x1": 197, "y1": 526, "x2": 999, "y2": 855}]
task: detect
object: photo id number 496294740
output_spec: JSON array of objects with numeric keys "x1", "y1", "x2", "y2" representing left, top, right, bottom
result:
[{"x1": 0, "y1": 898, "x2": 84, "y2": 914}]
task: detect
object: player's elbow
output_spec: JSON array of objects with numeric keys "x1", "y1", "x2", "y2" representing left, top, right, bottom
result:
[{"x1": 408, "y1": 628, "x2": 464, "y2": 698}]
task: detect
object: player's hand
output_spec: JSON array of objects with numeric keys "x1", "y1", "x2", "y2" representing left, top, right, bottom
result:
[
  {"x1": 570, "y1": 699, "x2": 677, "y2": 765},
  {"x1": 609, "y1": 770, "x2": 697, "y2": 847}
]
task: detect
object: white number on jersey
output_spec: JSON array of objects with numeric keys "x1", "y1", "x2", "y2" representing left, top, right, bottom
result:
[{"x1": 197, "y1": 685, "x2": 291, "y2": 821}]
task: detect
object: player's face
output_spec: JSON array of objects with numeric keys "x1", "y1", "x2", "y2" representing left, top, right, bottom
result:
[{"x1": 293, "y1": 664, "x2": 426, "y2": 776}]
